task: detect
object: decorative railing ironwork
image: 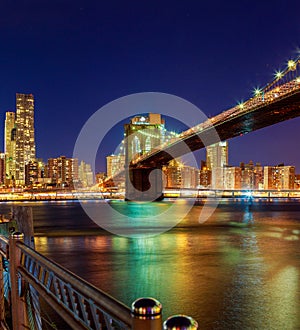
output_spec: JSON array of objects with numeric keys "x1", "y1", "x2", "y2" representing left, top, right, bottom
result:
[
  {"x1": 0, "y1": 233, "x2": 198, "y2": 330},
  {"x1": 17, "y1": 240, "x2": 132, "y2": 330}
]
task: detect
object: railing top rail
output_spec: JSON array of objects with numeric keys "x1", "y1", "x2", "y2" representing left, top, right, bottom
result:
[
  {"x1": 0, "y1": 235, "x2": 9, "y2": 245},
  {"x1": 0, "y1": 235, "x2": 9, "y2": 259},
  {"x1": 16, "y1": 240, "x2": 132, "y2": 326}
]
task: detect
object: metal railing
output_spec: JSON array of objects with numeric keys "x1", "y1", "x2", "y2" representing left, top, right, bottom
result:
[
  {"x1": 18, "y1": 241, "x2": 132, "y2": 330},
  {"x1": 0, "y1": 232, "x2": 198, "y2": 330}
]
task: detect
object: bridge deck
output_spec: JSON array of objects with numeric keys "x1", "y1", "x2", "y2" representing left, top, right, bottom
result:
[{"x1": 134, "y1": 88, "x2": 300, "y2": 167}]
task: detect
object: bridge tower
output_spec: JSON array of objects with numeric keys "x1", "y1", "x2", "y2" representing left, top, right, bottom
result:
[{"x1": 124, "y1": 113, "x2": 165, "y2": 201}]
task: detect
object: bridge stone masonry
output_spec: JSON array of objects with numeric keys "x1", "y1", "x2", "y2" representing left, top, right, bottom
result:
[{"x1": 125, "y1": 57, "x2": 300, "y2": 201}]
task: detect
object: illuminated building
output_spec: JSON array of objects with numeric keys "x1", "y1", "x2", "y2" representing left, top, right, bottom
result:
[
  {"x1": 294, "y1": 174, "x2": 300, "y2": 189},
  {"x1": 163, "y1": 159, "x2": 199, "y2": 189},
  {"x1": 0, "y1": 153, "x2": 5, "y2": 185},
  {"x1": 163, "y1": 159, "x2": 182, "y2": 188},
  {"x1": 223, "y1": 166, "x2": 242, "y2": 189},
  {"x1": 96, "y1": 172, "x2": 106, "y2": 183},
  {"x1": 240, "y1": 161, "x2": 263, "y2": 189},
  {"x1": 106, "y1": 154, "x2": 125, "y2": 178},
  {"x1": 199, "y1": 161, "x2": 211, "y2": 187},
  {"x1": 264, "y1": 165, "x2": 295, "y2": 190},
  {"x1": 206, "y1": 141, "x2": 228, "y2": 189},
  {"x1": 78, "y1": 160, "x2": 94, "y2": 187},
  {"x1": 47, "y1": 156, "x2": 78, "y2": 188},
  {"x1": 24, "y1": 159, "x2": 46, "y2": 187},
  {"x1": 105, "y1": 154, "x2": 125, "y2": 190},
  {"x1": 4, "y1": 112, "x2": 16, "y2": 184},
  {"x1": 25, "y1": 161, "x2": 39, "y2": 187},
  {"x1": 206, "y1": 141, "x2": 228, "y2": 169},
  {"x1": 181, "y1": 165, "x2": 199, "y2": 189},
  {"x1": 15, "y1": 93, "x2": 36, "y2": 185}
]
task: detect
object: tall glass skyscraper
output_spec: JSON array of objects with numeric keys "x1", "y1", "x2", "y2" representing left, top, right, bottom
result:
[
  {"x1": 206, "y1": 141, "x2": 228, "y2": 169},
  {"x1": 15, "y1": 93, "x2": 36, "y2": 185},
  {"x1": 4, "y1": 112, "x2": 16, "y2": 183},
  {"x1": 206, "y1": 141, "x2": 228, "y2": 189}
]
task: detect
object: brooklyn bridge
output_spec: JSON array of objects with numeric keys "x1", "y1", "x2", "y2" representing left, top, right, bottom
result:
[{"x1": 122, "y1": 57, "x2": 300, "y2": 200}]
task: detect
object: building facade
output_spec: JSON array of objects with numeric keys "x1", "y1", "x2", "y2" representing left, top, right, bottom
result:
[
  {"x1": 47, "y1": 156, "x2": 78, "y2": 188},
  {"x1": 199, "y1": 160, "x2": 211, "y2": 187},
  {"x1": 15, "y1": 93, "x2": 36, "y2": 185},
  {"x1": 78, "y1": 160, "x2": 94, "y2": 187},
  {"x1": 206, "y1": 141, "x2": 228, "y2": 189},
  {"x1": 0, "y1": 153, "x2": 5, "y2": 186},
  {"x1": 264, "y1": 165, "x2": 295, "y2": 190},
  {"x1": 223, "y1": 166, "x2": 242, "y2": 190},
  {"x1": 163, "y1": 159, "x2": 199, "y2": 189},
  {"x1": 25, "y1": 161, "x2": 39, "y2": 187},
  {"x1": 4, "y1": 112, "x2": 16, "y2": 184},
  {"x1": 240, "y1": 161, "x2": 264, "y2": 190},
  {"x1": 106, "y1": 154, "x2": 125, "y2": 178},
  {"x1": 163, "y1": 159, "x2": 182, "y2": 189}
]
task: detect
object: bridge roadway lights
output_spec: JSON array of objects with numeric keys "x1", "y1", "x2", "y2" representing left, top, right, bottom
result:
[
  {"x1": 125, "y1": 166, "x2": 164, "y2": 201},
  {"x1": 163, "y1": 315, "x2": 199, "y2": 329},
  {"x1": 131, "y1": 297, "x2": 162, "y2": 330}
]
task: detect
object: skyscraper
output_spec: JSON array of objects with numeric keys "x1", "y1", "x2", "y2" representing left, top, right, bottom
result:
[
  {"x1": 206, "y1": 141, "x2": 228, "y2": 169},
  {"x1": 0, "y1": 153, "x2": 6, "y2": 185},
  {"x1": 4, "y1": 111, "x2": 16, "y2": 183},
  {"x1": 206, "y1": 141, "x2": 228, "y2": 189},
  {"x1": 15, "y1": 93, "x2": 36, "y2": 185}
]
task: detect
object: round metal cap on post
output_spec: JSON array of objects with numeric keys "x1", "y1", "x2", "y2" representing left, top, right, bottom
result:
[
  {"x1": 11, "y1": 232, "x2": 24, "y2": 240},
  {"x1": 131, "y1": 297, "x2": 162, "y2": 330},
  {"x1": 163, "y1": 315, "x2": 198, "y2": 330}
]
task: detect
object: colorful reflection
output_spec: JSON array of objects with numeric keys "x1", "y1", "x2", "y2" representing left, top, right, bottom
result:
[{"x1": 30, "y1": 201, "x2": 300, "y2": 329}]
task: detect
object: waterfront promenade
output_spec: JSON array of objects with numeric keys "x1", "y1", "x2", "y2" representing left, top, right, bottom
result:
[{"x1": 1, "y1": 188, "x2": 300, "y2": 202}]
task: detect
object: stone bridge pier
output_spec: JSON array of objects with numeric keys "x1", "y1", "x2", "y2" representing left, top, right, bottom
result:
[{"x1": 125, "y1": 165, "x2": 164, "y2": 201}]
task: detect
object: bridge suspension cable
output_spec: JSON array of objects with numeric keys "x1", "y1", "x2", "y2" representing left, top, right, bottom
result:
[{"x1": 116, "y1": 54, "x2": 300, "y2": 169}]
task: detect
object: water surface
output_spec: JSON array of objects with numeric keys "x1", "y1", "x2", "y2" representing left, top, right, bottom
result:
[{"x1": 1, "y1": 199, "x2": 299, "y2": 329}]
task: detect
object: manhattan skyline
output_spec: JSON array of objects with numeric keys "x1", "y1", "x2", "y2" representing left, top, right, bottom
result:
[{"x1": 1, "y1": 1, "x2": 300, "y2": 172}]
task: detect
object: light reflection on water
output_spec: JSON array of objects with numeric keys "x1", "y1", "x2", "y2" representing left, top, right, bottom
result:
[{"x1": 6, "y1": 200, "x2": 300, "y2": 329}]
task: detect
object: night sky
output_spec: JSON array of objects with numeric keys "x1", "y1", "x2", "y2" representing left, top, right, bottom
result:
[{"x1": 1, "y1": 0, "x2": 300, "y2": 173}]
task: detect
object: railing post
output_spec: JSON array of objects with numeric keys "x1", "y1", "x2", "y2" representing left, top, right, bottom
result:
[
  {"x1": 163, "y1": 315, "x2": 198, "y2": 329},
  {"x1": 131, "y1": 297, "x2": 162, "y2": 330},
  {"x1": 9, "y1": 232, "x2": 29, "y2": 330},
  {"x1": 0, "y1": 254, "x2": 5, "y2": 325}
]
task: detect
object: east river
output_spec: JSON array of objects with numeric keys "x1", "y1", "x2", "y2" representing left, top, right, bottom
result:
[{"x1": 1, "y1": 199, "x2": 300, "y2": 329}]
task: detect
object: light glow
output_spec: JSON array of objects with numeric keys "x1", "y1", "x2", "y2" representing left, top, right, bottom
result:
[
  {"x1": 238, "y1": 102, "x2": 244, "y2": 109},
  {"x1": 253, "y1": 87, "x2": 262, "y2": 96},
  {"x1": 288, "y1": 60, "x2": 296, "y2": 70},
  {"x1": 275, "y1": 70, "x2": 283, "y2": 79}
]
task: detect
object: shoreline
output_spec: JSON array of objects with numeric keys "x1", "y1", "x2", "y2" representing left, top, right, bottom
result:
[{"x1": 0, "y1": 196, "x2": 300, "y2": 204}]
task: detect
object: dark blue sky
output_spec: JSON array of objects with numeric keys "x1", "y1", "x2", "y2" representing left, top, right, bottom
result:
[{"x1": 1, "y1": 0, "x2": 300, "y2": 172}]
